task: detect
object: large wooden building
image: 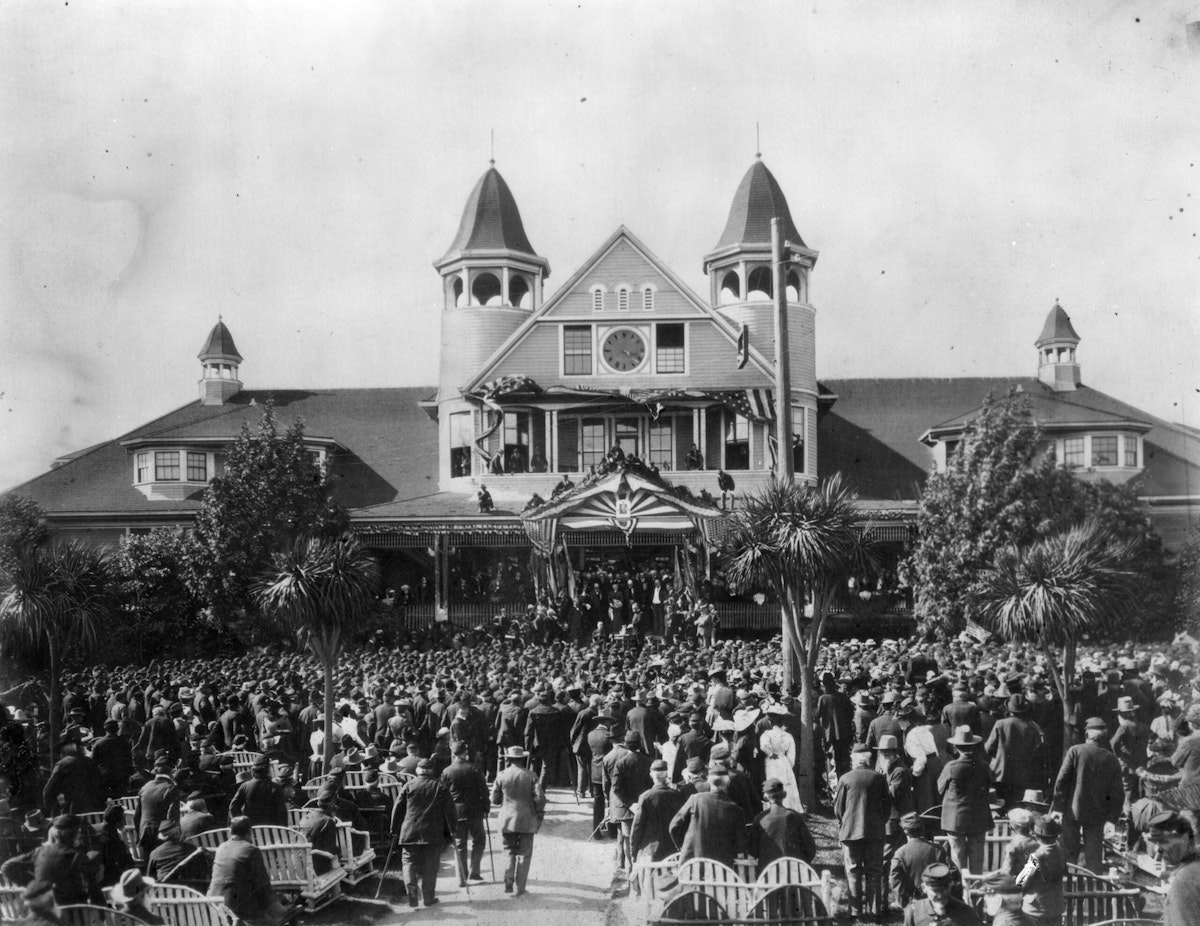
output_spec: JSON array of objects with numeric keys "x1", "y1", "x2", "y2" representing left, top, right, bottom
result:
[{"x1": 10, "y1": 159, "x2": 1200, "y2": 628}]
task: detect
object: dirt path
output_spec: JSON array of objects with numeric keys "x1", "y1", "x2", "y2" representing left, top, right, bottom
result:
[{"x1": 305, "y1": 786, "x2": 618, "y2": 926}]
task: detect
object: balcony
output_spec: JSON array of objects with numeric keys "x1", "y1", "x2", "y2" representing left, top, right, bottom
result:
[{"x1": 445, "y1": 469, "x2": 812, "y2": 505}]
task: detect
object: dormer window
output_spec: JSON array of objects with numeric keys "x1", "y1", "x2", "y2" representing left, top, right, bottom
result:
[
  {"x1": 154, "y1": 451, "x2": 180, "y2": 481},
  {"x1": 186, "y1": 452, "x2": 208, "y2": 481}
]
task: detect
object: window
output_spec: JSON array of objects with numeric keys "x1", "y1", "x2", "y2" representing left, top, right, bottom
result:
[
  {"x1": 563, "y1": 325, "x2": 592, "y2": 375},
  {"x1": 615, "y1": 418, "x2": 640, "y2": 459},
  {"x1": 503, "y1": 412, "x2": 531, "y2": 473},
  {"x1": 655, "y1": 323, "x2": 685, "y2": 374},
  {"x1": 648, "y1": 418, "x2": 673, "y2": 469},
  {"x1": 186, "y1": 452, "x2": 207, "y2": 482},
  {"x1": 617, "y1": 287, "x2": 630, "y2": 312},
  {"x1": 791, "y1": 407, "x2": 806, "y2": 473},
  {"x1": 580, "y1": 418, "x2": 607, "y2": 471},
  {"x1": 135, "y1": 452, "x2": 150, "y2": 483},
  {"x1": 591, "y1": 288, "x2": 604, "y2": 312},
  {"x1": 154, "y1": 451, "x2": 180, "y2": 481},
  {"x1": 1125, "y1": 436, "x2": 1138, "y2": 468},
  {"x1": 1092, "y1": 436, "x2": 1118, "y2": 467},
  {"x1": 1063, "y1": 437, "x2": 1084, "y2": 467},
  {"x1": 449, "y1": 412, "x2": 473, "y2": 477},
  {"x1": 724, "y1": 413, "x2": 750, "y2": 471},
  {"x1": 642, "y1": 287, "x2": 654, "y2": 311}
]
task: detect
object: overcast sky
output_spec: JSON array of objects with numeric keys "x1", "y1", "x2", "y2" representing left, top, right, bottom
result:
[{"x1": 2, "y1": 0, "x2": 1198, "y2": 489}]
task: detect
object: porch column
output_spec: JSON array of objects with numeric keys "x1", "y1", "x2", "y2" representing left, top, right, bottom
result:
[
  {"x1": 433, "y1": 535, "x2": 443, "y2": 612},
  {"x1": 546, "y1": 409, "x2": 555, "y2": 472}
]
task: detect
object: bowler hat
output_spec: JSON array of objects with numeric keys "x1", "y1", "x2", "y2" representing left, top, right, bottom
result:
[
  {"x1": 1034, "y1": 816, "x2": 1063, "y2": 839},
  {"x1": 1006, "y1": 694, "x2": 1030, "y2": 715},
  {"x1": 1116, "y1": 696, "x2": 1137, "y2": 714}
]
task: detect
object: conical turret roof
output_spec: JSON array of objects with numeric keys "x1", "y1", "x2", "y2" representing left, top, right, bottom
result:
[
  {"x1": 712, "y1": 159, "x2": 806, "y2": 251},
  {"x1": 198, "y1": 319, "x2": 242, "y2": 362},
  {"x1": 440, "y1": 166, "x2": 540, "y2": 261},
  {"x1": 1036, "y1": 303, "x2": 1081, "y2": 345}
]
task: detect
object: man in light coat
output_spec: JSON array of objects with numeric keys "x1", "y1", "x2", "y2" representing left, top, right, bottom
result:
[{"x1": 491, "y1": 745, "x2": 547, "y2": 896}]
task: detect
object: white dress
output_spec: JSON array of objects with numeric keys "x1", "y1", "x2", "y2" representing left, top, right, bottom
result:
[{"x1": 759, "y1": 726, "x2": 803, "y2": 812}]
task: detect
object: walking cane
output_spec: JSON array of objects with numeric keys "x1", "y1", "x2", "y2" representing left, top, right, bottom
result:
[
  {"x1": 484, "y1": 813, "x2": 497, "y2": 883},
  {"x1": 374, "y1": 828, "x2": 401, "y2": 900}
]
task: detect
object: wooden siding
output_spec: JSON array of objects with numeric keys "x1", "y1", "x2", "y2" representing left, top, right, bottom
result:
[
  {"x1": 718, "y1": 302, "x2": 817, "y2": 392},
  {"x1": 543, "y1": 237, "x2": 705, "y2": 318},
  {"x1": 438, "y1": 306, "x2": 529, "y2": 399}
]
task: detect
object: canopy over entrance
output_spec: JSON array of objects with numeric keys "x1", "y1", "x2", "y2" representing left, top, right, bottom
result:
[{"x1": 520, "y1": 464, "x2": 728, "y2": 553}]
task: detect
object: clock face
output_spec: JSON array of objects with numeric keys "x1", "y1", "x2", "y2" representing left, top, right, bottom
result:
[{"x1": 601, "y1": 329, "x2": 646, "y2": 373}]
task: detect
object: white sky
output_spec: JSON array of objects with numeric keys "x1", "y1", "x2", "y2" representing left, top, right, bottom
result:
[{"x1": 2, "y1": 0, "x2": 1198, "y2": 489}]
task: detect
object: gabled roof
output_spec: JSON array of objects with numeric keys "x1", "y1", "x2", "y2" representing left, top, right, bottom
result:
[
  {"x1": 198, "y1": 320, "x2": 242, "y2": 363},
  {"x1": 462, "y1": 226, "x2": 777, "y2": 392},
  {"x1": 711, "y1": 159, "x2": 806, "y2": 252},
  {"x1": 8, "y1": 388, "x2": 441, "y2": 517},
  {"x1": 1036, "y1": 303, "x2": 1081, "y2": 345},
  {"x1": 438, "y1": 165, "x2": 542, "y2": 264}
]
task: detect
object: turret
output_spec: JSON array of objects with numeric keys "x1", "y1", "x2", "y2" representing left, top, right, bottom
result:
[
  {"x1": 198, "y1": 318, "x2": 242, "y2": 405},
  {"x1": 1036, "y1": 302, "x2": 1081, "y2": 391}
]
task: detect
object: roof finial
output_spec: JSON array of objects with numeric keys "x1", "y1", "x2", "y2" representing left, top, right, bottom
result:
[
  {"x1": 755, "y1": 122, "x2": 761, "y2": 159},
  {"x1": 489, "y1": 129, "x2": 495, "y2": 167},
  {"x1": 218, "y1": 313, "x2": 223, "y2": 322}
]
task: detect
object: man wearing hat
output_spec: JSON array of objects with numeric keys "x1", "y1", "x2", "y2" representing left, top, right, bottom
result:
[
  {"x1": 671, "y1": 712, "x2": 713, "y2": 785},
  {"x1": 441, "y1": 741, "x2": 490, "y2": 884},
  {"x1": 878, "y1": 733, "x2": 914, "y2": 868},
  {"x1": 392, "y1": 757, "x2": 455, "y2": 908},
  {"x1": 1014, "y1": 815, "x2": 1066, "y2": 926},
  {"x1": 984, "y1": 693, "x2": 1044, "y2": 811},
  {"x1": 110, "y1": 867, "x2": 166, "y2": 924},
  {"x1": 902, "y1": 862, "x2": 981, "y2": 925},
  {"x1": 1145, "y1": 811, "x2": 1200, "y2": 925},
  {"x1": 1129, "y1": 739, "x2": 1183, "y2": 850},
  {"x1": 209, "y1": 815, "x2": 290, "y2": 926},
  {"x1": 491, "y1": 746, "x2": 547, "y2": 896},
  {"x1": 22, "y1": 814, "x2": 104, "y2": 916},
  {"x1": 587, "y1": 711, "x2": 615, "y2": 837},
  {"x1": 941, "y1": 685, "x2": 980, "y2": 736},
  {"x1": 41, "y1": 738, "x2": 105, "y2": 816},
  {"x1": 181, "y1": 792, "x2": 218, "y2": 841},
  {"x1": 134, "y1": 757, "x2": 181, "y2": 860},
  {"x1": 523, "y1": 687, "x2": 567, "y2": 786},
  {"x1": 91, "y1": 718, "x2": 135, "y2": 799},
  {"x1": 817, "y1": 674, "x2": 855, "y2": 778},
  {"x1": 146, "y1": 817, "x2": 193, "y2": 881},
  {"x1": 1053, "y1": 716, "x2": 1124, "y2": 872},
  {"x1": 228, "y1": 755, "x2": 287, "y2": 828},
  {"x1": 751, "y1": 777, "x2": 816, "y2": 867},
  {"x1": 867, "y1": 691, "x2": 904, "y2": 751},
  {"x1": 889, "y1": 813, "x2": 941, "y2": 910},
  {"x1": 669, "y1": 764, "x2": 749, "y2": 870},
  {"x1": 630, "y1": 759, "x2": 686, "y2": 864},
  {"x1": 1112, "y1": 695, "x2": 1150, "y2": 816},
  {"x1": 835, "y1": 743, "x2": 892, "y2": 916},
  {"x1": 604, "y1": 729, "x2": 653, "y2": 871},
  {"x1": 939, "y1": 725, "x2": 992, "y2": 875}
]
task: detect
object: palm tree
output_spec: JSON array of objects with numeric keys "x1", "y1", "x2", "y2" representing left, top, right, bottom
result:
[
  {"x1": 975, "y1": 518, "x2": 1143, "y2": 758},
  {"x1": 255, "y1": 534, "x2": 378, "y2": 768},
  {"x1": 0, "y1": 542, "x2": 115, "y2": 757},
  {"x1": 722, "y1": 474, "x2": 877, "y2": 807}
]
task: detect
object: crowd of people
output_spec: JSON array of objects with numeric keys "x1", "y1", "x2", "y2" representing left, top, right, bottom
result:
[{"x1": 2, "y1": 627, "x2": 1200, "y2": 924}]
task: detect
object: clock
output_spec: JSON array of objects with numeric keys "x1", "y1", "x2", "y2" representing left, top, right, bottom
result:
[{"x1": 601, "y1": 328, "x2": 646, "y2": 373}]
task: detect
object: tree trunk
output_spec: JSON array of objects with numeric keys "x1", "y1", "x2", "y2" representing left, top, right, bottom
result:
[
  {"x1": 1060, "y1": 641, "x2": 1077, "y2": 761},
  {"x1": 47, "y1": 649, "x2": 60, "y2": 768},
  {"x1": 322, "y1": 662, "x2": 335, "y2": 770},
  {"x1": 796, "y1": 657, "x2": 817, "y2": 810}
]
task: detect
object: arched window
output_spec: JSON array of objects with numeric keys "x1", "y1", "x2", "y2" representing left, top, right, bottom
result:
[
  {"x1": 785, "y1": 270, "x2": 801, "y2": 303},
  {"x1": 719, "y1": 270, "x2": 741, "y2": 305},
  {"x1": 591, "y1": 286, "x2": 605, "y2": 312},
  {"x1": 452, "y1": 276, "x2": 465, "y2": 307},
  {"x1": 509, "y1": 274, "x2": 531, "y2": 309},
  {"x1": 617, "y1": 286, "x2": 630, "y2": 312},
  {"x1": 472, "y1": 271, "x2": 503, "y2": 306},
  {"x1": 641, "y1": 287, "x2": 654, "y2": 311},
  {"x1": 746, "y1": 266, "x2": 773, "y2": 301}
]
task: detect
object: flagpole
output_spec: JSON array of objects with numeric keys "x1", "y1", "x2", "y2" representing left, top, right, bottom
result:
[{"x1": 771, "y1": 217, "x2": 797, "y2": 688}]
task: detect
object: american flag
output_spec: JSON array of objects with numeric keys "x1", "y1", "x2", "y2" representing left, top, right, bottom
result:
[
  {"x1": 473, "y1": 375, "x2": 541, "y2": 410},
  {"x1": 707, "y1": 388, "x2": 775, "y2": 422}
]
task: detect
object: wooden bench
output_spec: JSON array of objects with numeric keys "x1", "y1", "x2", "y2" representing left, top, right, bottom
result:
[
  {"x1": 650, "y1": 884, "x2": 833, "y2": 926},
  {"x1": 227, "y1": 750, "x2": 264, "y2": 773},
  {"x1": 145, "y1": 882, "x2": 235, "y2": 926},
  {"x1": 286, "y1": 808, "x2": 376, "y2": 886},
  {"x1": 158, "y1": 846, "x2": 215, "y2": 892},
  {"x1": 59, "y1": 904, "x2": 147, "y2": 925},
  {"x1": 633, "y1": 851, "x2": 679, "y2": 906},
  {"x1": 191, "y1": 828, "x2": 232, "y2": 850},
  {"x1": 0, "y1": 874, "x2": 27, "y2": 922},
  {"x1": 753, "y1": 857, "x2": 834, "y2": 913},
  {"x1": 258, "y1": 842, "x2": 345, "y2": 912},
  {"x1": 1063, "y1": 864, "x2": 1143, "y2": 926},
  {"x1": 935, "y1": 832, "x2": 1010, "y2": 873},
  {"x1": 676, "y1": 858, "x2": 744, "y2": 919}
]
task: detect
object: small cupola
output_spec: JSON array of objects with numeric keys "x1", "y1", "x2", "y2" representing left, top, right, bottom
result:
[
  {"x1": 198, "y1": 317, "x2": 243, "y2": 405},
  {"x1": 1035, "y1": 302, "x2": 1081, "y2": 391}
]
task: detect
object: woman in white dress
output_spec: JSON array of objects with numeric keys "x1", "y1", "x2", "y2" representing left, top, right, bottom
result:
[{"x1": 759, "y1": 705, "x2": 803, "y2": 812}]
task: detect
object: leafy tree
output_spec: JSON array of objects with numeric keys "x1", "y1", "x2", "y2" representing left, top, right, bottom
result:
[
  {"x1": 975, "y1": 519, "x2": 1143, "y2": 758},
  {"x1": 721, "y1": 474, "x2": 877, "y2": 808},
  {"x1": 1179, "y1": 524, "x2": 1200, "y2": 634},
  {"x1": 0, "y1": 495, "x2": 50, "y2": 577},
  {"x1": 0, "y1": 542, "x2": 115, "y2": 756},
  {"x1": 255, "y1": 535, "x2": 378, "y2": 767},
  {"x1": 906, "y1": 388, "x2": 1174, "y2": 638},
  {"x1": 190, "y1": 405, "x2": 348, "y2": 625},
  {"x1": 112, "y1": 528, "x2": 215, "y2": 661}
]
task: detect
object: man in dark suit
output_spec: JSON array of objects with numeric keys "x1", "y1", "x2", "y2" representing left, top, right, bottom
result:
[
  {"x1": 208, "y1": 815, "x2": 288, "y2": 926},
  {"x1": 525, "y1": 688, "x2": 566, "y2": 785},
  {"x1": 817, "y1": 675, "x2": 856, "y2": 778},
  {"x1": 570, "y1": 694, "x2": 602, "y2": 798},
  {"x1": 441, "y1": 742, "x2": 490, "y2": 884},
  {"x1": 625, "y1": 691, "x2": 669, "y2": 758},
  {"x1": 228, "y1": 755, "x2": 287, "y2": 827},
  {"x1": 630, "y1": 759, "x2": 685, "y2": 863},
  {"x1": 134, "y1": 757, "x2": 180, "y2": 860},
  {"x1": 984, "y1": 694, "x2": 1044, "y2": 810},
  {"x1": 393, "y1": 759, "x2": 455, "y2": 908},
  {"x1": 587, "y1": 713, "x2": 614, "y2": 837},
  {"x1": 495, "y1": 691, "x2": 528, "y2": 780},
  {"x1": 671, "y1": 712, "x2": 713, "y2": 784},
  {"x1": 137, "y1": 705, "x2": 180, "y2": 766},
  {"x1": 834, "y1": 743, "x2": 892, "y2": 917},
  {"x1": 604, "y1": 730, "x2": 653, "y2": 870},
  {"x1": 668, "y1": 767, "x2": 749, "y2": 868},
  {"x1": 1054, "y1": 716, "x2": 1125, "y2": 872},
  {"x1": 41, "y1": 740, "x2": 105, "y2": 815},
  {"x1": 90, "y1": 719, "x2": 135, "y2": 799},
  {"x1": 889, "y1": 813, "x2": 942, "y2": 910},
  {"x1": 751, "y1": 777, "x2": 816, "y2": 866}
]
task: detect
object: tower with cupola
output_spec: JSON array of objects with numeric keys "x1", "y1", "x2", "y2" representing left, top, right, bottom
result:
[
  {"x1": 198, "y1": 318, "x2": 243, "y2": 405},
  {"x1": 703, "y1": 157, "x2": 820, "y2": 477},
  {"x1": 435, "y1": 164, "x2": 550, "y2": 485},
  {"x1": 1036, "y1": 302, "x2": 1081, "y2": 391}
]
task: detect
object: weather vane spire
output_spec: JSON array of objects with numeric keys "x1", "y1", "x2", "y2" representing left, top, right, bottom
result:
[
  {"x1": 756, "y1": 122, "x2": 761, "y2": 159},
  {"x1": 490, "y1": 129, "x2": 495, "y2": 167}
]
